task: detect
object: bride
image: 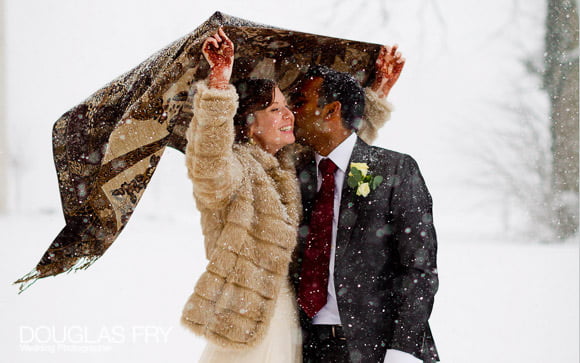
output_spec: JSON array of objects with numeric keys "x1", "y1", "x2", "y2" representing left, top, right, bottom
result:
[{"x1": 181, "y1": 27, "x2": 303, "y2": 362}]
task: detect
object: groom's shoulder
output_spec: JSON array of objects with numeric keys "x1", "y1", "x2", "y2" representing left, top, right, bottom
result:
[
  {"x1": 359, "y1": 139, "x2": 415, "y2": 167},
  {"x1": 368, "y1": 144, "x2": 405, "y2": 159}
]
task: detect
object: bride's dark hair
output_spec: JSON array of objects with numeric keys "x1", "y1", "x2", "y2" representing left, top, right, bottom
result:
[{"x1": 233, "y1": 78, "x2": 277, "y2": 143}]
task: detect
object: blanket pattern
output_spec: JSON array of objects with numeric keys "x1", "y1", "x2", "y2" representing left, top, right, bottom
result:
[{"x1": 15, "y1": 11, "x2": 381, "y2": 291}]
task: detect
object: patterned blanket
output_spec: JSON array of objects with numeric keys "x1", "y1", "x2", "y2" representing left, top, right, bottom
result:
[{"x1": 15, "y1": 11, "x2": 382, "y2": 291}]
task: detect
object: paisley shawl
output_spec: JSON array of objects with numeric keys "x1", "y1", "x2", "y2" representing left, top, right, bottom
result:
[{"x1": 15, "y1": 11, "x2": 383, "y2": 291}]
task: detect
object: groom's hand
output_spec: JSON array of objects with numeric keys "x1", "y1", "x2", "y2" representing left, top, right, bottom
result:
[{"x1": 371, "y1": 45, "x2": 405, "y2": 99}]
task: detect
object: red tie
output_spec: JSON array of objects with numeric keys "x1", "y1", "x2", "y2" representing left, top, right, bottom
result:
[{"x1": 298, "y1": 158, "x2": 338, "y2": 318}]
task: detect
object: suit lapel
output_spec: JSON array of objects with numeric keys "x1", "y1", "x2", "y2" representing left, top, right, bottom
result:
[
  {"x1": 335, "y1": 137, "x2": 368, "y2": 262},
  {"x1": 292, "y1": 155, "x2": 317, "y2": 291},
  {"x1": 298, "y1": 157, "x2": 318, "y2": 226}
]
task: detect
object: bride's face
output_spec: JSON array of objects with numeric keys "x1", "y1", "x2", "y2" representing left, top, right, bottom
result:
[{"x1": 248, "y1": 87, "x2": 295, "y2": 154}]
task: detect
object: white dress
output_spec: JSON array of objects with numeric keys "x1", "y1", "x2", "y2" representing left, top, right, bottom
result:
[{"x1": 199, "y1": 281, "x2": 302, "y2": 363}]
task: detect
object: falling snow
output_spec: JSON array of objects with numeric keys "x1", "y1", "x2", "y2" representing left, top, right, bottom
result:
[{"x1": 1, "y1": 0, "x2": 578, "y2": 362}]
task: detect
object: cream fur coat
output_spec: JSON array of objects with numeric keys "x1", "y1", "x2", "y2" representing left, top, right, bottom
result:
[{"x1": 180, "y1": 81, "x2": 392, "y2": 349}]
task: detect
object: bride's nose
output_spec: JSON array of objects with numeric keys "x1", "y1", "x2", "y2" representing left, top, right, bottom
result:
[{"x1": 282, "y1": 107, "x2": 294, "y2": 121}]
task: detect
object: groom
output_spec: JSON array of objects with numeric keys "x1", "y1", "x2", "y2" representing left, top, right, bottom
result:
[{"x1": 290, "y1": 64, "x2": 439, "y2": 363}]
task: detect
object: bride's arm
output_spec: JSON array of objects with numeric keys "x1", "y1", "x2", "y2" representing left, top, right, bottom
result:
[{"x1": 185, "y1": 28, "x2": 243, "y2": 210}]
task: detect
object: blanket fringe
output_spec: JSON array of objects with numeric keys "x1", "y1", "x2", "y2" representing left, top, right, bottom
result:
[{"x1": 14, "y1": 255, "x2": 102, "y2": 294}]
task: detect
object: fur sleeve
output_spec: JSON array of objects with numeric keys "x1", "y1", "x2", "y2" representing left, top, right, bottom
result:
[
  {"x1": 357, "y1": 87, "x2": 394, "y2": 144},
  {"x1": 185, "y1": 81, "x2": 243, "y2": 210}
]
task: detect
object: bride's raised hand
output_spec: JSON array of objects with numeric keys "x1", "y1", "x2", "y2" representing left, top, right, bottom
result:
[{"x1": 202, "y1": 27, "x2": 235, "y2": 89}]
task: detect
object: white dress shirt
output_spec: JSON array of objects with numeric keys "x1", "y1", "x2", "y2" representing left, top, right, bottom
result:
[{"x1": 311, "y1": 133, "x2": 421, "y2": 363}]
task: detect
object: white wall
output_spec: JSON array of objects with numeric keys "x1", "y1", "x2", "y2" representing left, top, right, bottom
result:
[{"x1": 0, "y1": 0, "x2": 6, "y2": 214}]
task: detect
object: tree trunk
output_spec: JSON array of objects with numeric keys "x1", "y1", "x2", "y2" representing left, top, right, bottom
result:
[{"x1": 544, "y1": 0, "x2": 579, "y2": 239}]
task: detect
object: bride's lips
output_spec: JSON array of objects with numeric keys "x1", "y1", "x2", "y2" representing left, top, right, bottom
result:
[{"x1": 279, "y1": 125, "x2": 294, "y2": 133}]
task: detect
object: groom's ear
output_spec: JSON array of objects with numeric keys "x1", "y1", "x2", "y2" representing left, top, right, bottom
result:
[{"x1": 322, "y1": 101, "x2": 342, "y2": 123}]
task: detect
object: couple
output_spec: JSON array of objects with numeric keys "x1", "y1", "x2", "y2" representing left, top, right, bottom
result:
[{"x1": 181, "y1": 28, "x2": 439, "y2": 363}]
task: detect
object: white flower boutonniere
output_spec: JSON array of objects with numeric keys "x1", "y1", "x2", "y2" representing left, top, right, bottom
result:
[{"x1": 347, "y1": 162, "x2": 383, "y2": 197}]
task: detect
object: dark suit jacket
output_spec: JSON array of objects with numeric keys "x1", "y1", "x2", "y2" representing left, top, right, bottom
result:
[{"x1": 291, "y1": 137, "x2": 439, "y2": 363}]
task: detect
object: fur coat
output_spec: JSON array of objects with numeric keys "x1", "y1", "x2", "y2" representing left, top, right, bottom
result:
[
  {"x1": 180, "y1": 81, "x2": 392, "y2": 349},
  {"x1": 180, "y1": 81, "x2": 302, "y2": 349}
]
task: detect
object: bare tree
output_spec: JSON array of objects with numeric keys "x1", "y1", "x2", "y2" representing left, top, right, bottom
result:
[
  {"x1": 543, "y1": 0, "x2": 579, "y2": 239},
  {"x1": 481, "y1": 0, "x2": 579, "y2": 241},
  {"x1": 467, "y1": 86, "x2": 555, "y2": 240},
  {"x1": 474, "y1": 0, "x2": 579, "y2": 241}
]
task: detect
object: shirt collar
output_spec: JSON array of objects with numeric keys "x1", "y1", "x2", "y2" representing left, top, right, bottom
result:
[{"x1": 314, "y1": 132, "x2": 357, "y2": 173}]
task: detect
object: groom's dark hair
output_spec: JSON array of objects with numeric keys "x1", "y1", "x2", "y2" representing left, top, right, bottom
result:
[{"x1": 303, "y1": 65, "x2": 365, "y2": 131}]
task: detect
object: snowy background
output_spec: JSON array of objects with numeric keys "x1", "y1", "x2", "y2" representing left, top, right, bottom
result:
[{"x1": 1, "y1": 0, "x2": 578, "y2": 362}]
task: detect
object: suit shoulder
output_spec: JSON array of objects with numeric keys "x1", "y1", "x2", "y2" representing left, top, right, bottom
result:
[
  {"x1": 362, "y1": 144, "x2": 423, "y2": 177},
  {"x1": 366, "y1": 144, "x2": 414, "y2": 165}
]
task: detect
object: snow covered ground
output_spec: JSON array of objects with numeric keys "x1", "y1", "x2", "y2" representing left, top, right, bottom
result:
[
  {"x1": 1, "y1": 207, "x2": 578, "y2": 363},
  {"x1": 2, "y1": 0, "x2": 578, "y2": 362},
  {"x1": 2, "y1": 151, "x2": 579, "y2": 362}
]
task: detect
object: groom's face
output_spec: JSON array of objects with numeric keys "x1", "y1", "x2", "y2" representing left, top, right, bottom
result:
[{"x1": 291, "y1": 77, "x2": 326, "y2": 146}]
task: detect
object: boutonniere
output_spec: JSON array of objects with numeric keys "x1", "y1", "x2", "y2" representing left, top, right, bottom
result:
[{"x1": 347, "y1": 162, "x2": 383, "y2": 197}]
